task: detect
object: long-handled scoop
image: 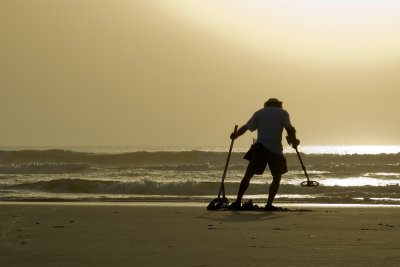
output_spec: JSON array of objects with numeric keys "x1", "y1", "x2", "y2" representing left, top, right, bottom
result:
[{"x1": 207, "y1": 125, "x2": 238, "y2": 210}]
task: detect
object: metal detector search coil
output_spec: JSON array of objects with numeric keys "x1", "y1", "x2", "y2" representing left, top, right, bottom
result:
[{"x1": 301, "y1": 180, "x2": 319, "y2": 187}]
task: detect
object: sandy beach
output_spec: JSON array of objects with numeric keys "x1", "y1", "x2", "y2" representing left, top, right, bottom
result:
[{"x1": 0, "y1": 203, "x2": 398, "y2": 267}]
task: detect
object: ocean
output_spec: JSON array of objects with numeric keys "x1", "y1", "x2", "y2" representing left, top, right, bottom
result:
[{"x1": 0, "y1": 146, "x2": 399, "y2": 206}]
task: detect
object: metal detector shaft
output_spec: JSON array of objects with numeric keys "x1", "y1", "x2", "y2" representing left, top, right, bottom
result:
[
  {"x1": 295, "y1": 147, "x2": 310, "y2": 181},
  {"x1": 217, "y1": 125, "x2": 238, "y2": 198}
]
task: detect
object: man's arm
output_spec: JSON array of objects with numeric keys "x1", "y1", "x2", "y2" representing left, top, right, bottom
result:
[
  {"x1": 285, "y1": 126, "x2": 300, "y2": 148},
  {"x1": 230, "y1": 125, "x2": 248, "y2": 140}
]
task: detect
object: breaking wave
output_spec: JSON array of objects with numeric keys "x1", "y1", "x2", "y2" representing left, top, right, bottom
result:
[
  {"x1": 5, "y1": 178, "x2": 399, "y2": 196},
  {"x1": 3, "y1": 178, "x2": 399, "y2": 204}
]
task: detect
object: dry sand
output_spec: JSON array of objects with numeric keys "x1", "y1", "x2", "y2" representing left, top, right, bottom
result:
[{"x1": 0, "y1": 202, "x2": 399, "y2": 267}]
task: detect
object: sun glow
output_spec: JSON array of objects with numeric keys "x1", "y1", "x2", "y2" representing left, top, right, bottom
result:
[{"x1": 155, "y1": 0, "x2": 400, "y2": 65}]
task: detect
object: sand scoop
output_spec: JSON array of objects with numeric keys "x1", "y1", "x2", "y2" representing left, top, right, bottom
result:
[{"x1": 207, "y1": 125, "x2": 238, "y2": 210}]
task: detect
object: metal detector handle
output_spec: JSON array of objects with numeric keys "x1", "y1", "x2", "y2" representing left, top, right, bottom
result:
[{"x1": 218, "y1": 125, "x2": 238, "y2": 198}]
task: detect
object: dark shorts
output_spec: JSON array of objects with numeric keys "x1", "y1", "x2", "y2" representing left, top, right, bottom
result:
[{"x1": 244, "y1": 143, "x2": 288, "y2": 176}]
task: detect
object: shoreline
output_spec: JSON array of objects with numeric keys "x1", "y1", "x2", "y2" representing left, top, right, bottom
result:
[{"x1": 1, "y1": 200, "x2": 399, "y2": 208}]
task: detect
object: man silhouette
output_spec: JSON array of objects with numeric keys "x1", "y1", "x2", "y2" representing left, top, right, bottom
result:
[{"x1": 229, "y1": 98, "x2": 299, "y2": 211}]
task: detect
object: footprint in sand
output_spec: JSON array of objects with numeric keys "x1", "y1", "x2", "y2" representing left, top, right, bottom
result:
[{"x1": 207, "y1": 224, "x2": 217, "y2": 230}]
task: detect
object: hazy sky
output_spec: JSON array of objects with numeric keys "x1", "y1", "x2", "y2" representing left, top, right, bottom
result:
[{"x1": 1, "y1": 0, "x2": 400, "y2": 147}]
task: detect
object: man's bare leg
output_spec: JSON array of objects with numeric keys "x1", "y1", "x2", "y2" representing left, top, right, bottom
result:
[
  {"x1": 266, "y1": 175, "x2": 281, "y2": 207},
  {"x1": 235, "y1": 169, "x2": 255, "y2": 203}
]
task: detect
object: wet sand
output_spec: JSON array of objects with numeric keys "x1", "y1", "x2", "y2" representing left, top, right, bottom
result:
[{"x1": 0, "y1": 203, "x2": 399, "y2": 266}]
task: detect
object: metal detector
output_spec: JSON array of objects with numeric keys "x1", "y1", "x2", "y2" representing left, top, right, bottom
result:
[
  {"x1": 287, "y1": 136, "x2": 319, "y2": 187},
  {"x1": 207, "y1": 125, "x2": 238, "y2": 210},
  {"x1": 295, "y1": 147, "x2": 319, "y2": 187}
]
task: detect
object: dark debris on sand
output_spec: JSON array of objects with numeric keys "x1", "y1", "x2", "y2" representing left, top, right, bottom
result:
[
  {"x1": 221, "y1": 200, "x2": 312, "y2": 212},
  {"x1": 241, "y1": 205, "x2": 312, "y2": 212}
]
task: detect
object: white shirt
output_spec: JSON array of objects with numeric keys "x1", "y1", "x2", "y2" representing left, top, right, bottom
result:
[{"x1": 246, "y1": 107, "x2": 293, "y2": 154}]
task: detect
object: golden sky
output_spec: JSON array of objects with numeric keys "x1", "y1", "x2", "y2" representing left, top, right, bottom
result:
[{"x1": 1, "y1": 0, "x2": 400, "y2": 147}]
